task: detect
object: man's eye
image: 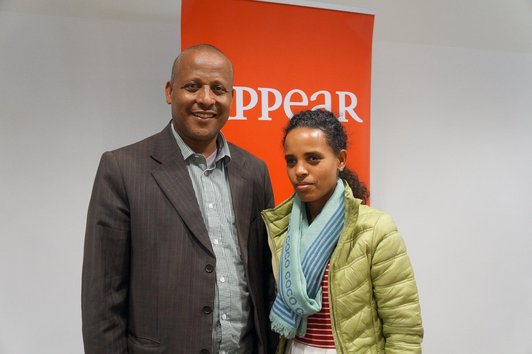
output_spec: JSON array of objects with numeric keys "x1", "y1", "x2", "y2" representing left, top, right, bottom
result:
[
  {"x1": 213, "y1": 86, "x2": 228, "y2": 95},
  {"x1": 183, "y1": 83, "x2": 199, "y2": 92}
]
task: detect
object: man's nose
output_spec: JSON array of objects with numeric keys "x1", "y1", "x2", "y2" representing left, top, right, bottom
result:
[{"x1": 196, "y1": 86, "x2": 215, "y2": 106}]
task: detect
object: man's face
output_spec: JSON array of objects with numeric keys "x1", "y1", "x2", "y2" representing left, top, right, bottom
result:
[{"x1": 165, "y1": 49, "x2": 233, "y2": 154}]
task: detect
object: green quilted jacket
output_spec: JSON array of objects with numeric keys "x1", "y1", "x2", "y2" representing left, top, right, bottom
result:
[{"x1": 261, "y1": 182, "x2": 423, "y2": 354}]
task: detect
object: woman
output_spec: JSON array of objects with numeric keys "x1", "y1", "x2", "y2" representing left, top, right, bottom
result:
[{"x1": 262, "y1": 110, "x2": 423, "y2": 353}]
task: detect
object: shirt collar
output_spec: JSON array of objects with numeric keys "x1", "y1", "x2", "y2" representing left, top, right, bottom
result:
[{"x1": 171, "y1": 123, "x2": 231, "y2": 164}]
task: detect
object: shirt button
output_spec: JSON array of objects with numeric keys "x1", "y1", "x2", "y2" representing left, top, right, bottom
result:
[
  {"x1": 208, "y1": 203, "x2": 214, "y2": 209},
  {"x1": 213, "y1": 239, "x2": 219, "y2": 245},
  {"x1": 220, "y1": 276, "x2": 226, "y2": 283},
  {"x1": 220, "y1": 351, "x2": 226, "y2": 354},
  {"x1": 221, "y1": 313, "x2": 228, "y2": 320},
  {"x1": 205, "y1": 264, "x2": 214, "y2": 273},
  {"x1": 202, "y1": 306, "x2": 212, "y2": 314}
]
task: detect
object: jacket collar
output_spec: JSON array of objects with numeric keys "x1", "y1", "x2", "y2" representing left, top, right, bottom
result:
[
  {"x1": 150, "y1": 123, "x2": 214, "y2": 257},
  {"x1": 149, "y1": 123, "x2": 254, "y2": 265},
  {"x1": 262, "y1": 180, "x2": 362, "y2": 242}
]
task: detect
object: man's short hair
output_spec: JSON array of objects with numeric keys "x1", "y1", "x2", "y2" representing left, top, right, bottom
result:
[{"x1": 169, "y1": 44, "x2": 234, "y2": 85}]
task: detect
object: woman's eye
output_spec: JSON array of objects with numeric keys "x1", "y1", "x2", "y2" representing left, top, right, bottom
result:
[{"x1": 308, "y1": 155, "x2": 321, "y2": 164}]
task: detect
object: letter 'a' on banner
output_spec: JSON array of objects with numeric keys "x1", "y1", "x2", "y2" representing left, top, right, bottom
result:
[{"x1": 181, "y1": 0, "x2": 374, "y2": 204}]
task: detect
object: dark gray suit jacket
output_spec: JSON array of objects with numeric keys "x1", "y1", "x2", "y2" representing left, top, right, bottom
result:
[{"x1": 82, "y1": 124, "x2": 276, "y2": 354}]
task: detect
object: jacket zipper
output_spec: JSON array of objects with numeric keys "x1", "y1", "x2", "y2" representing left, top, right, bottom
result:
[{"x1": 328, "y1": 252, "x2": 344, "y2": 354}]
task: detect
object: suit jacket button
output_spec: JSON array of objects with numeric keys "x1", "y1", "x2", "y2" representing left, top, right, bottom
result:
[
  {"x1": 205, "y1": 264, "x2": 214, "y2": 273},
  {"x1": 202, "y1": 306, "x2": 212, "y2": 314},
  {"x1": 200, "y1": 350, "x2": 210, "y2": 354}
]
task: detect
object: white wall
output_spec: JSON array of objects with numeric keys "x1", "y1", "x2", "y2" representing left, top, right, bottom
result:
[
  {"x1": 0, "y1": 10, "x2": 180, "y2": 354},
  {"x1": 1, "y1": 1, "x2": 531, "y2": 353},
  {"x1": 371, "y1": 41, "x2": 532, "y2": 353}
]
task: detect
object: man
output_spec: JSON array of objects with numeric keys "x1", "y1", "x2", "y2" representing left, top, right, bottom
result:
[{"x1": 82, "y1": 44, "x2": 276, "y2": 354}]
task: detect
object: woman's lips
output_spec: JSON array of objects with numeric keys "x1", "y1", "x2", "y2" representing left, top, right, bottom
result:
[{"x1": 295, "y1": 183, "x2": 313, "y2": 192}]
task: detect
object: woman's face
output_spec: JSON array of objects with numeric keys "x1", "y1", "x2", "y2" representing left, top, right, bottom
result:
[{"x1": 284, "y1": 127, "x2": 346, "y2": 218}]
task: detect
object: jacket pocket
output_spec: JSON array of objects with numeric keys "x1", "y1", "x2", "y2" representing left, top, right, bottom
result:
[{"x1": 127, "y1": 333, "x2": 161, "y2": 354}]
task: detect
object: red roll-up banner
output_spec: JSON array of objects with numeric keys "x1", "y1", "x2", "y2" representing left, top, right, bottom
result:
[{"x1": 181, "y1": 0, "x2": 374, "y2": 204}]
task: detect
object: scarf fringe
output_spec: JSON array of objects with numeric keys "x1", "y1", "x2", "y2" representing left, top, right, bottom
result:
[{"x1": 271, "y1": 320, "x2": 297, "y2": 339}]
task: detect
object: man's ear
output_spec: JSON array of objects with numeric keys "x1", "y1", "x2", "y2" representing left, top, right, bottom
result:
[{"x1": 165, "y1": 81, "x2": 173, "y2": 104}]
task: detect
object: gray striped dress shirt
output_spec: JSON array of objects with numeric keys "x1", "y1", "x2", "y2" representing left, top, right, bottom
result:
[{"x1": 171, "y1": 125, "x2": 252, "y2": 354}]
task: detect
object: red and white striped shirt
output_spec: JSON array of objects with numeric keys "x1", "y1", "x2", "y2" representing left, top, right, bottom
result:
[{"x1": 295, "y1": 263, "x2": 336, "y2": 349}]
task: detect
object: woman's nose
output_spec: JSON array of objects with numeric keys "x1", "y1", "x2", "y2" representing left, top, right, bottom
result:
[{"x1": 295, "y1": 163, "x2": 308, "y2": 177}]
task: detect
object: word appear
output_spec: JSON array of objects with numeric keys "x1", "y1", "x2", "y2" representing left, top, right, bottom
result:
[{"x1": 230, "y1": 86, "x2": 363, "y2": 122}]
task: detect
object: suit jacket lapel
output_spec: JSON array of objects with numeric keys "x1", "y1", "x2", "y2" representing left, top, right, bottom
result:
[
  {"x1": 150, "y1": 124, "x2": 214, "y2": 257},
  {"x1": 228, "y1": 147, "x2": 253, "y2": 266}
]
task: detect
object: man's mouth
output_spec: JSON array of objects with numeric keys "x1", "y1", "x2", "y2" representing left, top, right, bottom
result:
[{"x1": 192, "y1": 111, "x2": 216, "y2": 119}]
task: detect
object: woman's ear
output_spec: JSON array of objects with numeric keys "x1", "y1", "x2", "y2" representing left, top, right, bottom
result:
[{"x1": 337, "y1": 149, "x2": 347, "y2": 171}]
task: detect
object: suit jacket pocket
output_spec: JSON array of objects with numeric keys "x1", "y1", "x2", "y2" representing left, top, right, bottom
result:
[{"x1": 127, "y1": 333, "x2": 161, "y2": 354}]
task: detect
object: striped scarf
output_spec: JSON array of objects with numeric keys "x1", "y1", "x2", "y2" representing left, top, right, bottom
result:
[{"x1": 270, "y1": 179, "x2": 345, "y2": 339}]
